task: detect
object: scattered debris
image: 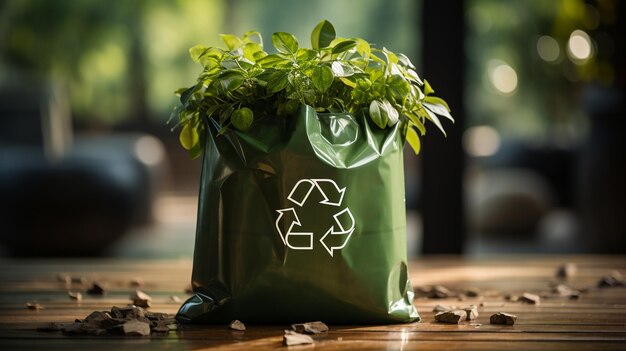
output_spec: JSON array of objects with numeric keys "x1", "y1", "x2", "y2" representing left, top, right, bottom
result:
[
  {"x1": 36, "y1": 322, "x2": 62, "y2": 332},
  {"x1": 229, "y1": 320, "x2": 246, "y2": 331},
  {"x1": 291, "y1": 321, "x2": 329, "y2": 334},
  {"x1": 68, "y1": 291, "x2": 82, "y2": 301},
  {"x1": 504, "y1": 294, "x2": 519, "y2": 302},
  {"x1": 465, "y1": 287, "x2": 481, "y2": 297},
  {"x1": 170, "y1": 295, "x2": 181, "y2": 303},
  {"x1": 469, "y1": 322, "x2": 482, "y2": 328},
  {"x1": 490, "y1": 312, "x2": 517, "y2": 325},
  {"x1": 552, "y1": 284, "x2": 581, "y2": 299},
  {"x1": 37, "y1": 305, "x2": 179, "y2": 337},
  {"x1": 71, "y1": 276, "x2": 87, "y2": 284},
  {"x1": 434, "y1": 309, "x2": 467, "y2": 324},
  {"x1": 463, "y1": 305, "x2": 479, "y2": 321},
  {"x1": 130, "y1": 290, "x2": 152, "y2": 308},
  {"x1": 556, "y1": 263, "x2": 577, "y2": 279},
  {"x1": 520, "y1": 293, "x2": 541, "y2": 305},
  {"x1": 283, "y1": 330, "x2": 314, "y2": 346},
  {"x1": 56, "y1": 274, "x2": 71, "y2": 285},
  {"x1": 123, "y1": 320, "x2": 151, "y2": 336},
  {"x1": 598, "y1": 271, "x2": 625, "y2": 287},
  {"x1": 129, "y1": 278, "x2": 144, "y2": 288},
  {"x1": 86, "y1": 283, "x2": 105, "y2": 295},
  {"x1": 432, "y1": 304, "x2": 454, "y2": 313},
  {"x1": 416, "y1": 285, "x2": 452, "y2": 298},
  {"x1": 26, "y1": 302, "x2": 43, "y2": 310},
  {"x1": 152, "y1": 321, "x2": 171, "y2": 333}
]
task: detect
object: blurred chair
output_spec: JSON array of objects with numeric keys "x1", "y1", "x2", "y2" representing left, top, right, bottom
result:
[{"x1": 0, "y1": 84, "x2": 168, "y2": 256}]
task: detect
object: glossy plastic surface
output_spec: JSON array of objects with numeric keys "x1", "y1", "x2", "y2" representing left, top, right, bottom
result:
[{"x1": 177, "y1": 105, "x2": 419, "y2": 324}]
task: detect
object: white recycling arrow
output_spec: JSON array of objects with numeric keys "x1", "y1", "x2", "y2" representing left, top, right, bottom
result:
[
  {"x1": 319, "y1": 208, "x2": 355, "y2": 257},
  {"x1": 276, "y1": 178, "x2": 354, "y2": 256}
]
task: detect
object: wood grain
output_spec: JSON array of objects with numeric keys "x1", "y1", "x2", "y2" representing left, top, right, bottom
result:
[{"x1": 0, "y1": 255, "x2": 625, "y2": 350}]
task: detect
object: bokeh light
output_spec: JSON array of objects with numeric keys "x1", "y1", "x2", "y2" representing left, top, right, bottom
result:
[
  {"x1": 567, "y1": 29, "x2": 593, "y2": 63},
  {"x1": 463, "y1": 125, "x2": 501, "y2": 157},
  {"x1": 488, "y1": 60, "x2": 518, "y2": 94},
  {"x1": 537, "y1": 35, "x2": 560, "y2": 62}
]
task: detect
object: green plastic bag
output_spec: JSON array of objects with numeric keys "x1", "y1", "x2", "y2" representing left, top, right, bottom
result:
[{"x1": 177, "y1": 105, "x2": 419, "y2": 324}]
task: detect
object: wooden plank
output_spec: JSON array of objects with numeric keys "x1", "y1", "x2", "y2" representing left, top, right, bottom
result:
[{"x1": 0, "y1": 256, "x2": 624, "y2": 350}]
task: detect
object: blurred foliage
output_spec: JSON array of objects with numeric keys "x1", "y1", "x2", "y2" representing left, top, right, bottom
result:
[
  {"x1": 0, "y1": 0, "x2": 224, "y2": 124},
  {"x1": 466, "y1": 0, "x2": 617, "y2": 145},
  {"x1": 0, "y1": 0, "x2": 418, "y2": 126}
]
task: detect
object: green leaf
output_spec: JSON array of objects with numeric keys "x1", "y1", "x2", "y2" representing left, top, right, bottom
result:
[
  {"x1": 331, "y1": 39, "x2": 357, "y2": 55},
  {"x1": 331, "y1": 61, "x2": 354, "y2": 77},
  {"x1": 421, "y1": 105, "x2": 447, "y2": 136},
  {"x1": 179, "y1": 123, "x2": 199, "y2": 150},
  {"x1": 189, "y1": 45, "x2": 209, "y2": 62},
  {"x1": 243, "y1": 30, "x2": 263, "y2": 46},
  {"x1": 188, "y1": 138, "x2": 203, "y2": 159},
  {"x1": 423, "y1": 96, "x2": 451, "y2": 112},
  {"x1": 311, "y1": 20, "x2": 336, "y2": 50},
  {"x1": 423, "y1": 79, "x2": 435, "y2": 95},
  {"x1": 386, "y1": 75, "x2": 410, "y2": 101},
  {"x1": 406, "y1": 126, "x2": 421, "y2": 154},
  {"x1": 381, "y1": 99, "x2": 399, "y2": 126},
  {"x1": 406, "y1": 112, "x2": 426, "y2": 136},
  {"x1": 243, "y1": 42, "x2": 263, "y2": 62},
  {"x1": 355, "y1": 38, "x2": 371, "y2": 58},
  {"x1": 424, "y1": 101, "x2": 454, "y2": 122},
  {"x1": 369, "y1": 100, "x2": 388, "y2": 129},
  {"x1": 339, "y1": 77, "x2": 357, "y2": 88},
  {"x1": 311, "y1": 65, "x2": 334, "y2": 92},
  {"x1": 217, "y1": 71, "x2": 245, "y2": 91},
  {"x1": 272, "y1": 32, "x2": 298, "y2": 54},
  {"x1": 231, "y1": 107, "x2": 254, "y2": 131},
  {"x1": 266, "y1": 70, "x2": 289, "y2": 94},
  {"x1": 256, "y1": 54, "x2": 290, "y2": 67},
  {"x1": 296, "y1": 48, "x2": 318, "y2": 62},
  {"x1": 220, "y1": 34, "x2": 243, "y2": 50}
]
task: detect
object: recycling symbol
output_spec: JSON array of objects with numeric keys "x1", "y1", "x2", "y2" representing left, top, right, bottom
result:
[{"x1": 275, "y1": 179, "x2": 355, "y2": 257}]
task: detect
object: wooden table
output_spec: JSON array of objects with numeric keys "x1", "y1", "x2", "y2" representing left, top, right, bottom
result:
[{"x1": 0, "y1": 256, "x2": 625, "y2": 350}]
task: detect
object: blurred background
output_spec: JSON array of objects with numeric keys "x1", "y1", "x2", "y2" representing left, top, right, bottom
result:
[{"x1": 0, "y1": 0, "x2": 624, "y2": 258}]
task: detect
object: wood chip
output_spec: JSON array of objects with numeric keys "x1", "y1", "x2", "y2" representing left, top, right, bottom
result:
[
  {"x1": 122, "y1": 320, "x2": 151, "y2": 336},
  {"x1": 466, "y1": 287, "x2": 481, "y2": 297},
  {"x1": 520, "y1": 293, "x2": 541, "y2": 305},
  {"x1": 291, "y1": 321, "x2": 328, "y2": 334},
  {"x1": 283, "y1": 330, "x2": 314, "y2": 346},
  {"x1": 151, "y1": 321, "x2": 170, "y2": 333},
  {"x1": 434, "y1": 309, "x2": 467, "y2": 324},
  {"x1": 170, "y1": 295, "x2": 181, "y2": 303},
  {"x1": 71, "y1": 276, "x2": 87, "y2": 284},
  {"x1": 36, "y1": 322, "x2": 62, "y2": 332},
  {"x1": 490, "y1": 312, "x2": 517, "y2": 325},
  {"x1": 552, "y1": 284, "x2": 581, "y2": 299},
  {"x1": 229, "y1": 319, "x2": 246, "y2": 331},
  {"x1": 598, "y1": 271, "x2": 625, "y2": 287},
  {"x1": 57, "y1": 274, "x2": 71, "y2": 285},
  {"x1": 87, "y1": 282, "x2": 105, "y2": 295},
  {"x1": 26, "y1": 302, "x2": 43, "y2": 310},
  {"x1": 68, "y1": 291, "x2": 82, "y2": 301},
  {"x1": 129, "y1": 278, "x2": 144, "y2": 288},
  {"x1": 130, "y1": 290, "x2": 152, "y2": 308},
  {"x1": 430, "y1": 285, "x2": 451, "y2": 299},
  {"x1": 504, "y1": 294, "x2": 519, "y2": 302},
  {"x1": 432, "y1": 304, "x2": 454, "y2": 313},
  {"x1": 556, "y1": 263, "x2": 577, "y2": 279},
  {"x1": 61, "y1": 322, "x2": 86, "y2": 334},
  {"x1": 463, "y1": 305, "x2": 479, "y2": 321}
]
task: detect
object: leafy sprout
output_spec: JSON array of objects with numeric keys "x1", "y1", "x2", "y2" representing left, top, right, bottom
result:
[{"x1": 170, "y1": 19, "x2": 453, "y2": 158}]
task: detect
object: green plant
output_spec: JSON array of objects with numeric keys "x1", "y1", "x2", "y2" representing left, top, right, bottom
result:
[{"x1": 170, "y1": 20, "x2": 452, "y2": 158}]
